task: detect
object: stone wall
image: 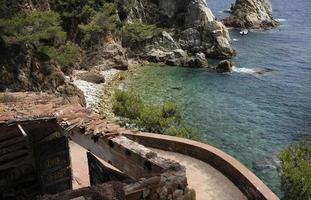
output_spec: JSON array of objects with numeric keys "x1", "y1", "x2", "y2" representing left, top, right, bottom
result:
[{"x1": 67, "y1": 128, "x2": 195, "y2": 200}]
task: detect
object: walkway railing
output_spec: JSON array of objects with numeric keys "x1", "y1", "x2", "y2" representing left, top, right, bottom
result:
[{"x1": 124, "y1": 132, "x2": 280, "y2": 200}]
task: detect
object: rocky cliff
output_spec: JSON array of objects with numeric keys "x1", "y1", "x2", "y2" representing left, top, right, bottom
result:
[
  {"x1": 0, "y1": 42, "x2": 85, "y2": 105},
  {"x1": 118, "y1": 0, "x2": 236, "y2": 64},
  {"x1": 223, "y1": 0, "x2": 279, "y2": 29},
  {"x1": 0, "y1": 0, "x2": 236, "y2": 105}
]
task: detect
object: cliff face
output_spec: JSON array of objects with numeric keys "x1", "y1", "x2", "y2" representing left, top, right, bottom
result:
[
  {"x1": 118, "y1": 0, "x2": 236, "y2": 60},
  {"x1": 223, "y1": 0, "x2": 279, "y2": 29},
  {"x1": 0, "y1": 43, "x2": 85, "y2": 105},
  {"x1": 0, "y1": 0, "x2": 236, "y2": 104}
]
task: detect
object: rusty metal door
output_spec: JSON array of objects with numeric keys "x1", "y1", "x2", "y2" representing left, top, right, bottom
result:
[
  {"x1": 87, "y1": 152, "x2": 131, "y2": 186},
  {"x1": 35, "y1": 136, "x2": 72, "y2": 195},
  {"x1": 0, "y1": 125, "x2": 38, "y2": 200}
]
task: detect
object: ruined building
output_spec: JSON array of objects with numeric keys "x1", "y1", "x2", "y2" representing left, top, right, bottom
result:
[{"x1": 0, "y1": 92, "x2": 279, "y2": 200}]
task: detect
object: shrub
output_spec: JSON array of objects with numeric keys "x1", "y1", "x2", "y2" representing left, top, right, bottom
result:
[
  {"x1": 278, "y1": 141, "x2": 311, "y2": 200},
  {"x1": 121, "y1": 21, "x2": 162, "y2": 45},
  {"x1": 39, "y1": 42, "x2": 80, "y2": 73},
  {"x1": 112, "y1": 90, "x2": 144, "y2": 120},
  {"x1": 112, "y1": 90, "x2": 199, "y2": 140},
  {"x1": 165, "y1": 124, "x2": 199, "y2": 140},
  {"x1": 79, "y1": 3, "x2": 119, "y2": 34},
  {"x1": 136, "y1": 105, "x2": 163, "y2": 133}
]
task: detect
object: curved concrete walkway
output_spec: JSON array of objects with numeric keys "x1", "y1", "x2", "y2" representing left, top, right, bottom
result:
[
  {"x1": 152, "y1": 149, "x2": 247, "y2": 200},
  {"x1": 70, "y1": 141, "x2": 246, "y2": 200}
]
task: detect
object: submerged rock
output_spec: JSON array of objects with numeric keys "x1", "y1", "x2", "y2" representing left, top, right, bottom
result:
[
  {"x1": 216, "y1": 60, "x2": 234, "y2": 73},
  {"x1": 223, "y1": 0, "x2": 279, "y2": 29},
  {"x1": 253, "y1": 155, "x2": 280, "y2": 171}
]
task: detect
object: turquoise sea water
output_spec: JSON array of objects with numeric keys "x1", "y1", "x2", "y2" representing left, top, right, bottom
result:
[{"x1": 125, "y1": 0, "x2": 311, "y2": 195}]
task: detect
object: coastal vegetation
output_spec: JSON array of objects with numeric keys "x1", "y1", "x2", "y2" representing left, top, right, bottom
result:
[
  {"x1": 278, "y1": 141, "x2": 311, "y2": 200},
  {"x1": 121, "y1": 21, "x2": 162, "y2": 45},
  {"x1": 0, "y1": 0, "x2": 121, "y2": 73},
  {"x1": 0, "y1": 10, "x2": 79, "y2": 72},
  {"x1": 112, "y1": 90, "x2": 199, "y2": 140}
]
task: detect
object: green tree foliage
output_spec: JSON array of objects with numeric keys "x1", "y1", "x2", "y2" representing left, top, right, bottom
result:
[
  {"x1": 39, "y1": 42, "x2": 80, "y2": 73},
  {"x1": 0, "y1": 10, "x2": 80, "y2": 72},
  {"x1": 278, "y1": 141, "x2": 311, "y2": 200},
  {"x1": 0, "y1": 11, "x2": 66, "y2": 45},
  {"x1": 52, "y1": 0, "x2": 119, "y2": 41},
  {"x1": 112, "y1": 90, "x2": 199, "y2": 140},
  {"x1": 51, "y1": 0, "x2": 106, "y2": 29},
  {"x1": 122, "y1": 21, "x2": 162, "y2": 45},
  {"x1": 79, "y1": 3, "x2": 119, "y2": 34},
  {"x1": 78, "y1": 3, "x2": 120, "y2": 47},
  {"x1": 0, "y1": 0, "x2": 24, "y2": 18}
]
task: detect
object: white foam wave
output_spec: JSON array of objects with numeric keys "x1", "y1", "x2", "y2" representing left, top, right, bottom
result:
[
  {"x1": 277, "y1": 18, "x2": 287, "y2": 22},
  {"x1": 232, "y1": 38, "x2": 239, "y2": 42},
  {"x1": 232, "y1": 67, "x2": 257, "y2": 74}
]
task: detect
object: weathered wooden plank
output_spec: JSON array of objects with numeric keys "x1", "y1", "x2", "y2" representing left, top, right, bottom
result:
[
  {"x1": 0, "y1": 135, "x2": 26, "y2": 149},
  {"x1": 0, "y1": 159, "x2": 36, "y2": 189},
  {"x1": 0, "y1": 149, "x2": 29, "y2": 165},
  {"x1": 0, "y1": 124, "x2": 21, "y2": 140},
  {"x1": 42, "y1": 178, "x2": 72, "y2": 195},
  {"x1": 0, "y1": 153, "x2": 33, "y2": 171},
  {"x1": 0, "y1": 141, "x2": 28, "y2": 157}
]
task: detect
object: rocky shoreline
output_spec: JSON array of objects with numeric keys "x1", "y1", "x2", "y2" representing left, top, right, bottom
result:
[
  {"x1": 72, "y1": 59, "x2": 145, "y2": 118},
  {"x1": 73, "y1": 68, "x2": 120, "y2": 111},
  {"x1": 0, "y1": 0, "x2": 279, "y2": 113}
]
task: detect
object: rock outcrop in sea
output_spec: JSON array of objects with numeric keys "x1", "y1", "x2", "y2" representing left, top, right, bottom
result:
[
  {"x1": 223, "y1": 0, "x2": 279, "y2": 29},
  {"x1": 216, "y1": 60, "x2": 234, "y2": 73}
]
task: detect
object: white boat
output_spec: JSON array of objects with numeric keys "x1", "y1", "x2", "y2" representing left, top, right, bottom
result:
[
  {"x1": 223, "y1": 9, "x2": 231, "y2": 13},
  {"x1": 239, "y1": 29, "x2": 249, "y2": 35}
]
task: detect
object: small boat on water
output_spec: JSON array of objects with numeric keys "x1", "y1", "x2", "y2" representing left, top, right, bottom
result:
[
  {"x1": 223, "y1": 9, "x2": 231, "y2": 13},
  {"x1": 239, "y1": 29, "x2": 249, "y2": 35}
]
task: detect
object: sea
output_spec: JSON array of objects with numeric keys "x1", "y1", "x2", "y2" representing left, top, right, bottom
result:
[{"x1": 124, "y1": 0, "x2": 311, "y2": 196}]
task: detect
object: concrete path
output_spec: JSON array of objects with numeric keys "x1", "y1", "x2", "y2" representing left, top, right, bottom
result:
[
  {"x1": 152, "y1": 149, "x2": 247, "y2": 200},
  {"x1": 70, "y1": 141, "x2": 246, "y2": 200},
  {"x1": 70, "y1": 141, "x2": 90, "y2": 189}
]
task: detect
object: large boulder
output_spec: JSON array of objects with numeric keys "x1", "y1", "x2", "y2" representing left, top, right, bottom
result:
[
  {"x1": 216, "y1": 60, "x2": 234, "y2": 73},
  {"x1": 82, "y1": 42, "x2": 128, "y2": 71},
  {"x1": 76, "y1": 71, "x2": 105, "y2": 84},
  {"x1": 165, "y1": 52, "x2": 208, "y2": 68},
  {"x1": 223, "y1": 0, "x2": 279, "y2": 29},
  {"x1": 184, "y1": 0, "x2": 215, "y2": 28},
  {"x1": 179, "y1": 21, "x2": 236, "y2": 59}
]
